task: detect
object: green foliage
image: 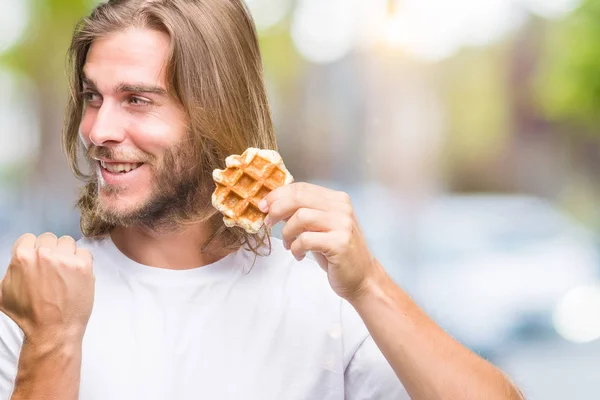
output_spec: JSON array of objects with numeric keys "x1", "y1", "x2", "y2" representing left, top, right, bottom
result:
[
  {"x1": 0, "y1": 0, "x2": 92, "y2": 83},
  {"x1": 536, "y1": 0, "x2": 600, "y2": 133},
  {"x1": 0, "y1": 0, "x2": 94, "y2": 178},
  {"x1": 441, "y1": 45, "x2": 513, "y2": 165}
]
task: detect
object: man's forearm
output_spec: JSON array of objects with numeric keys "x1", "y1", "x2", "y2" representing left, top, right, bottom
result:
[
  {"x1": 351, "y1": 261, "x2": 524, "y2": 400},
  {"x1": 11, "y1": 337, "x2": 82, "y2": 400}
]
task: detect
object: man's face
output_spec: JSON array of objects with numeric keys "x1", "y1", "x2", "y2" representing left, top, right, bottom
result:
[{"x1": 79, "y1": 27, "x2": 199, "y2": 229}]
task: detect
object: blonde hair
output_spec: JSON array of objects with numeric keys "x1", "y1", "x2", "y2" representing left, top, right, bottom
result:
[{"x1": 63, "y1": 0, "x2": 276, "y2": 254}]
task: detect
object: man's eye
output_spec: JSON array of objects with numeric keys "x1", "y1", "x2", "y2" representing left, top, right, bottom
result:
[
  {"x1": 129, "y1": 96, "x2": 151, "y2": 106},
  {"x1": 82, "y1": 91, "x2": 102, "y2": 107}
]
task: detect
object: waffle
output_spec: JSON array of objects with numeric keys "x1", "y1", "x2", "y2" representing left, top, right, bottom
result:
[{"x1": 212, "y1": 148, "x2": 294, "y2": 233}]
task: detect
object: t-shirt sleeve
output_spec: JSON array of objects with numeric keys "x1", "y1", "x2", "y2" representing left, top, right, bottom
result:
[
  {"x1": 340, "y1": 299, "x2": 409, "y2": 399},
  {"x1": 344, "y1": 336, "x2": 410, "y2": 399},
  {"x1": 0, "y1": 311, "x2": 21, "y2": 398}
]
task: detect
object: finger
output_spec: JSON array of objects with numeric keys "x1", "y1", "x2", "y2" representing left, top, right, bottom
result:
[
  {"x1": 289, "y1": 232, "x2": 330, "y2": 261},
  {"x1": 263, "y1": 186, "x2": 352, "y2": 228},
  {"x1": 55, "y1": 236, "x2": 77, "y2": 255},
  {"x1": 75, "y1": 248, "x2": 94, "y2": 268},
  {"x1": 34, "y1": 232, "x2": 58, "y2": 250},
  {"x1": 281, "y1": 209, "x2": 336, "y2": 249},
  {"x1": 11, "y1": 233, "x2": 36, "y2": 256},
  {"x1": 259, "y1": 182, "x2": 348, "y2": 214}
]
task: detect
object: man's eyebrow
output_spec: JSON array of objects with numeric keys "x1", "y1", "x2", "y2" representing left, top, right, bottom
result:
[
  {"x1": 116, "y1": 82, "x2": 168, "y2": 96},
  {"x1": 81, "y1": 76, "x2": 167, "y2": 96}
]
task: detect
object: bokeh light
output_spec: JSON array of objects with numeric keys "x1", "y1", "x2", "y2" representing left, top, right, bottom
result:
[
  {"x1": 290, "y1": 0, "x2": 359, "y2": 64},
  {"x1": 0, "y1": 0, "x2": 30, "y2": 55},
  {"x1": 381, "y1": 0, "x2": 525, "y2": 61},
  {"x1": 245, "y1": 0, "x2": 292, "y2": 32},
  {"x1": 523, "y1": 0, "x2": 583, "y2": 19},
  {"x1": 553, "y1": 284, "x2": 600, "y2": 343}
]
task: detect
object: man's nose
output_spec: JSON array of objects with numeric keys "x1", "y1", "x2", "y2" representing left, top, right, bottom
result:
[{"x1": 88, "y1": 103, "x2": 126, "y2": 146}]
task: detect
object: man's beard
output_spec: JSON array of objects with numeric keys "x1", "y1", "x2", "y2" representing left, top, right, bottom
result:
[{"x1": 87, "y1": 141, "x2": 209, "y2": 233}]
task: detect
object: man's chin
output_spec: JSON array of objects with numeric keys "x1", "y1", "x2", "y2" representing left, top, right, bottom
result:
[
  {"x1": 96, "y1": 208, "x2": 138, "y2": 227},
  {"x1": 96, "y1": 194, "x2": 183, "y2": 232},
  {"x1": 98, "y1": 188, "x2": 148, "y2": 208},
  {"x1": 96, "y1": 197, "x2": 149, "y2": 226}
]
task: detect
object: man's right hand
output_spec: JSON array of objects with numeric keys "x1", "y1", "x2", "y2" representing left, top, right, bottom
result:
[{"x1": 0, "y1": 233, "x2": 95, "y2": 346}]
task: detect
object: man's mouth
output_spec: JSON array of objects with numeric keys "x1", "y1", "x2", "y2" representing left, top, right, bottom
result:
[{"x1": 100, "y1": 160, "x2": 143, "y2": 174}]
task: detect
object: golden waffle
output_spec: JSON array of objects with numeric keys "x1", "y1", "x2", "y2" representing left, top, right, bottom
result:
[{"x1": 212, "y1": 148, "x2": 294, "y2": 233}]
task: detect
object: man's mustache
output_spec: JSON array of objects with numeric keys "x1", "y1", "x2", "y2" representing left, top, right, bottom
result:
[{"x1": 87, "y1": 146, "x2": 154, "y2": 164}]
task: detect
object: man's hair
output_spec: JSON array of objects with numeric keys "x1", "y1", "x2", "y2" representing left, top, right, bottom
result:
[{"x1": 62, "y1": 0, "x2": 276, "y2": 255}]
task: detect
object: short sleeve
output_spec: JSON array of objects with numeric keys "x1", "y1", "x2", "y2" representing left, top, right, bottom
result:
[
  {"x1": 344, "y1": 336, "x2": 410, "y2": 399},
  {"x1": 0, "y1": 311, "x2": 21, "y2": 398},
  {"x1": 340, "y1": 298, "x2": 409, "y2": 400}
]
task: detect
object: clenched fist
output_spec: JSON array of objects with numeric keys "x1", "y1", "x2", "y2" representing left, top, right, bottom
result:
[{"x1": 0, "y1": 233, "x2": 95, "y2": 346}]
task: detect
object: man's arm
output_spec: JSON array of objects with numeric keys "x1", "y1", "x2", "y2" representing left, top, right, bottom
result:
[
  {"x1": 261, "y1": 182, "x2": 525, "y2": 400},
  {"x1": 350, "y1": 260, "x2": 524, "y2": 400},
  {"x1": 0, "y1": 233, "x2": 95, "y2": 400},
  {"x1": 11, "y1": 338, "x2": 83, "y2": 400}
]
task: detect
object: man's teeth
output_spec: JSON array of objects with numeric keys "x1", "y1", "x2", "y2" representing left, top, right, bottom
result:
[{"x1": 100, "y1": 161, "x2": 142, "y2": 173}]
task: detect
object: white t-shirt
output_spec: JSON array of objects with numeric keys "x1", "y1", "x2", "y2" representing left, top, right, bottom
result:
[{"x1": 0, "y1": 236, "x2": 408, "y2": 399}]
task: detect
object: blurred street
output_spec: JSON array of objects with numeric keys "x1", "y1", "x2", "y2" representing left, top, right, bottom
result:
[{"x1": 500, "y1": 338, "x2": 600, "y2": 399}]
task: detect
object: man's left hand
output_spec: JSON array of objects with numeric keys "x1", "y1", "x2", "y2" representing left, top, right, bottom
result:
[{"x1": 259, "y1": 182, "x2": 380, "y2": 301}]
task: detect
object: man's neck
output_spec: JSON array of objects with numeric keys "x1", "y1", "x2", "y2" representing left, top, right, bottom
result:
[{"x1": 109, "y1": 224, "x2": 229, "y2": 270}]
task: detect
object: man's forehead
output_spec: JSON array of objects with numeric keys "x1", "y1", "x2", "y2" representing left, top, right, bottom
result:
[{"x1": 83, "y1": 28, "x2": 170, "y2": 87}]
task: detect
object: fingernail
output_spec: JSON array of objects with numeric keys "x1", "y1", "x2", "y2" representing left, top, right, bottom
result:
[
  {"x1": 258, "y1": 199, "x2": 268, "y2": 212},
  {"x1": 283, "y1": 240, "x2": 290, "y2": 250}
]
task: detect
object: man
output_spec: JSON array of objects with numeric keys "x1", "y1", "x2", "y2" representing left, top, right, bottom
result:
[{"x1": 0, "y1": 0, "x2": 524, "y2": 399}]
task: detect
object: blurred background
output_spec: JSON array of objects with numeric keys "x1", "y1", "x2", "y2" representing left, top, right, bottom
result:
[{"x1": 1, "y1": 0, "x2": 600, "y2": 397}]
